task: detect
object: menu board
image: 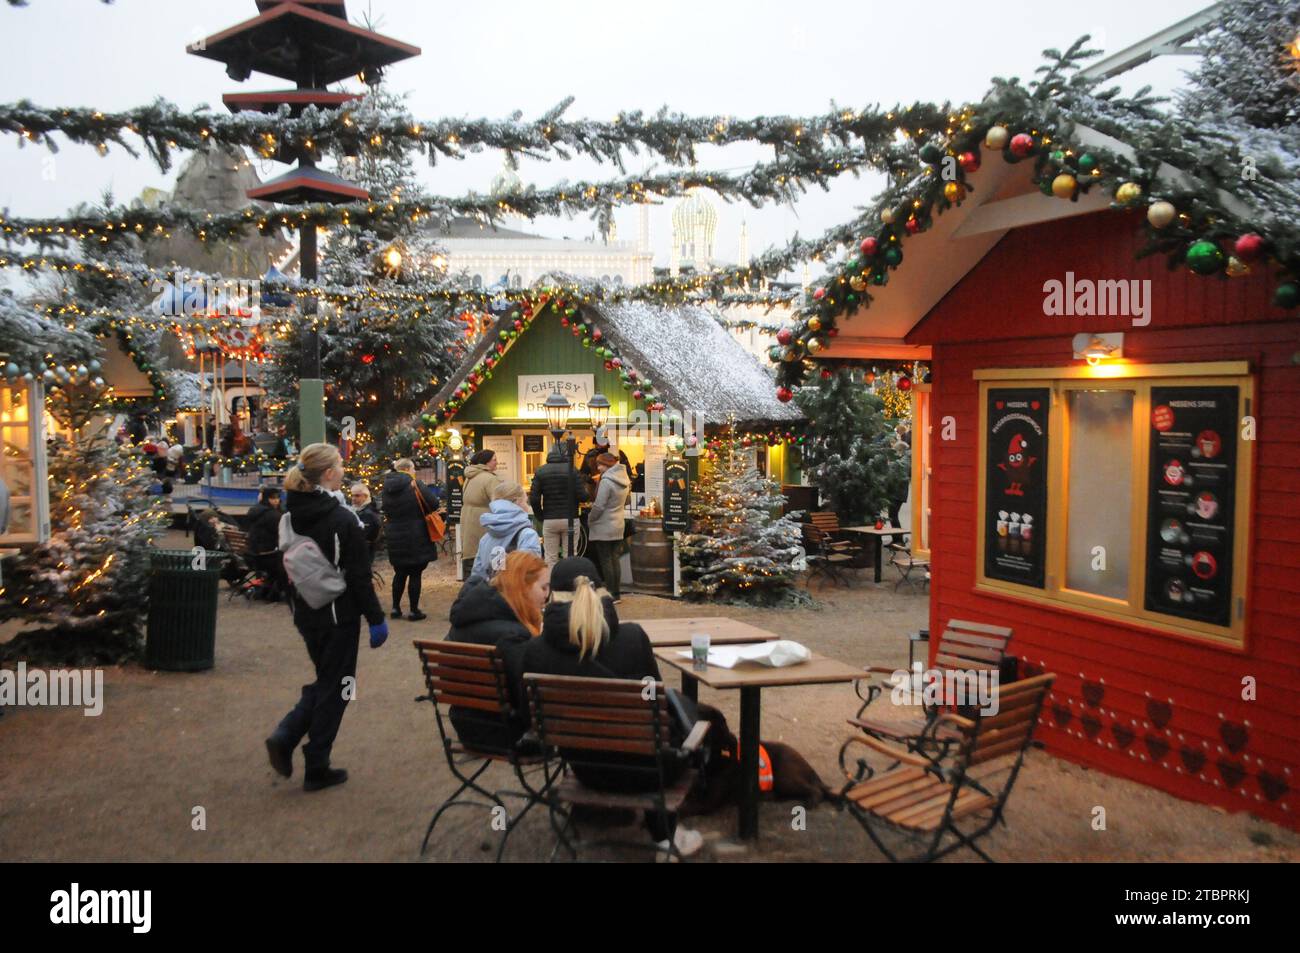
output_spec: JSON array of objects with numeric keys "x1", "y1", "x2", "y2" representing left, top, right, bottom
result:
[
  {"x1": 445, "y1": 461, "x2": 465, "y2": 522},
  {"x1": 663, "y1": 459, "x2": 690, "y2": 533},
  {"x1": 1144, "y1": 386, "x2": 1237, "y2": 626},
  {"x1": 984, "y1": 388, "x2": 1050, "y2": 588}
]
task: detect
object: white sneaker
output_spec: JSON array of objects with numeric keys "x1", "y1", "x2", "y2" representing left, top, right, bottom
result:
[{"x1": 655, "y1": 826, "x2": 704, "y2": 860}]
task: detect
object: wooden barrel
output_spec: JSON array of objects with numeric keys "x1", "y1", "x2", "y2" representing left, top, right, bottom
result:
[{"x1": 629, "y1": 517, "x2": 673, "y2": 592}]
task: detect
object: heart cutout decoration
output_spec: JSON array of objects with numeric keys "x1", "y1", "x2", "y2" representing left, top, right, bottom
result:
[
  {"x1": 1081, "y1": 714, "x2": 1103, "y2": 738},
  {"x1": 1257, "y1": 771, "x2": 1289, "y2": 802},
  {"x1": 1144, "y1": 734, "x2": 1170, "y2": 761},
  {"x1": 1146, "y1": 699, "x2": 1173, "y2": 729},
  {"x1": 1216, "y1": 759, "x2": 1246, "y2": 789},
  {"x1": 1180, "y1": 747, "x2": 1206, "y2": 774},
  {"x1": 1052, "y1": 704, "x2": 1072, "y2": 727},
  {"x1": 1111, "y1": 724, "x2": 1135, "y2": 749},
  {"x1": 1220, "y1": 720, "x2": 1249, "y2": 754},
  {"x1": 1082, "y1": 681, "x2": 1105, "y2": 708}
]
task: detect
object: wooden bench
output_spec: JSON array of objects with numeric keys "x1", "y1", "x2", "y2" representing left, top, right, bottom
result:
[
  {"x1": 413, "y1": 640, "x2": 554, "y2": 862},
  {"x1": 524, "y1": 673, "x2": 709, "y2": 862},
  {"x1": 842, "y1": 620, "x2": 1014, "y2": 773},
  {"x1": 842, "y1": 673, "x2": 1055, "y2": 862}
]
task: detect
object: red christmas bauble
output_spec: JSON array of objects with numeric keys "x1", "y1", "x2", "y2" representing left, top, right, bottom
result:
[
  {"x1": 859, "y1": 237, "x2": 879, "y2": 256},
  {"x1": 360, "y1": 353, "x2": 375, "y2": 364},
  {"x1": 592, "y1": 329, "x2": 603, "y2": 341},
  {"x1": 905, "y1": 217, "x2": 921, "y2": 235},
  {"x1": 604, "y1": 360, "x2": 614, "y2": 370},
  {"x1": 777, "y1": 327, "x2": 793, "y2": 345},
  {"x1": 828, "y1": 327, "x2": 839, "y2": 337},
  {"x1": 1009, "y1": 133, "x2": 1035, "y2": 157},
  {"x1": 513, "y1": 320, "x2": 523, "y2": 331},
  {"x1": 812, "y1": 287, "x2": 826, "y2": 301},
  {"x1": 560, "y1": 317, "x2": 569, "y2": 327},
  {"x1": 820, "y1": 368, "x2": 833, "y2": 380},
  {"x1": 958, "y1": 151, "x2": 980, "y2": 173},
  {"x1": 1234, "y1": 233, "x2": 1265, "y2": 262},
  {"x1": 611, "y1": 358, "x2": 622, "y2": 368},
  {"x1": 776, "y1": 386, "x2": 793, "y2": 403},
  {"x1": 897, "y1": 376, "x2": 912, "y2": 391}
]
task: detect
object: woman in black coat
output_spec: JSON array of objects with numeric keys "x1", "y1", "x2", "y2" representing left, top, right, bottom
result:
[
  {"x1": 381, "y1": 459, "x2": 441, "y2": 621},
  {"x1": 444, "y1": 550, "x2": 550, "y2": 751},
  {"x1": 514, "y1": 557, "x2": 702, "y2": 855}
]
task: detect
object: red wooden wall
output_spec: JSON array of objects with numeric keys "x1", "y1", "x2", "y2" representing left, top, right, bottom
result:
[{"x1": 907, "y1": 208, "x2": 1300, "y2": 829}]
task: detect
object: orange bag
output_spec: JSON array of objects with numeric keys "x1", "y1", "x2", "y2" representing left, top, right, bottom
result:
[{"x1": 412, "y1": 478, "x2": 445, "y2": 543}]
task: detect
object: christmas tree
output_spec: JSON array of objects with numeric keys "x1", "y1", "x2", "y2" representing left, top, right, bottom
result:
[
  {"x1": 677, "y1": 426, "x2": 807, "y2": 606},
  {"x1": 1178, "y1": 0, "x2": 1300, "y2": 131},
  {"x1": 794, "y1": 368, "x2": 910, "y2": 525},
  {"x1": 0, "y1": 298, "x2": 170, "y2": 665},
  {"x1": 264, "y1": 86, "x2": 466, "y2": 448}
]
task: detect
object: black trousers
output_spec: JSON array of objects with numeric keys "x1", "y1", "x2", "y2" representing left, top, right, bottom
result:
[
  {"x1": 391, "y1": 562, "x2": 427, "y2": 611},
  {"x1": 274, "y1": 618, "x2": 360, "y2": 771}
]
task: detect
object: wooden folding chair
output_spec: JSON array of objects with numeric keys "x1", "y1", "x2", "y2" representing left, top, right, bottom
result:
[
  {"x1": 841, "y1": 673, "x2": 1055, "y2": 862},
  {"x1": 413, "y1": 640, "x2": 556, "y2": 862},
  {"x1": 842, "y1": 620, "x2": 1013, "y2": 778},
  {"x1": 887, "y1": 544, "x2": 931, "y2": 593},
  {"x1": 802, "y1": 522, "x2": 854, "y2": 588},
  {"x1": 524, "y1": 673, "x2": 709, "y2": 863}
]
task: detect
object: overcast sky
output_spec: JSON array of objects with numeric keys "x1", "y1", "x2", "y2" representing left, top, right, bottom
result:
[{"x1": 0, "y1": 0, "x2": 1213, "y2": 274}]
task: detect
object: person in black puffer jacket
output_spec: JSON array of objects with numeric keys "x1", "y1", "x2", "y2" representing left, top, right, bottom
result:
[
  {"x1": 528, "y1": 445, "x2": 589, "y2": 565},
  {"x1": 264, "y1": 444, "x2": 388, "y2": 793},
  {"x1": 444, "y1": 550, "x2": 550, "y2": 752},
  {"x1": 245, "y1": 486, "x2": 287, "y2": 597},
  {"x1": 349, "y1": 482, "x2": 382, "y2": 565},
  {"x1": 515, "y1": 557, "x2": 703, "y2": 855},
  {"x1": 381, "y1": 458, "x2": 441, "y2": 621}
]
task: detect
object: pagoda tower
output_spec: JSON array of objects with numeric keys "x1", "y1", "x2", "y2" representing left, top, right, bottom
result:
[{"x1": 188, "y1": 0, "x2": 420, "y2": 446}]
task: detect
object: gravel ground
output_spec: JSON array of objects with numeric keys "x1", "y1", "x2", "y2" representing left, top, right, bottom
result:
[{"x1": 2, "y1": 531, "x2": 1296, "y2": 863}]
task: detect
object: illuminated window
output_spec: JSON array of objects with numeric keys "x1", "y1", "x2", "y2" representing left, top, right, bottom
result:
[
  {"x1": 0, "y1": 379, "x2": 49, "y2": 544},
  {"x1": 975, "y1": 363, "x2": 1253, "y2": 648}
]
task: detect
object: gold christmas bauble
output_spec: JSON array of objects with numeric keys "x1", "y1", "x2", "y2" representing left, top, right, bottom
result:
[
  {"x1": 807, "y1": 337, "x2": 824, "y2": 353},
  {"x1": 849, "y1": 275, "x2": 867, "y2": 292},
  {"x1": 1147, "y1": 201, "x2": 1177, "y2": 229},
  {"x1": 943, "y1": 181, "x2": 966, "y2": 202},
  {"x1": 881, "y1": 208, "x2": 896, "y2": 225},
  {"x1": 984, "y1": 125, "x2": 1009, "y2": 150},
  {"x1": 1115, "y1": 182, "x2": 1143, "y2": 204},
  {"x1": 1226, "y1": 256, "x2": 1250, "y2": 278},
  {"x1": 808, "y1": 316, "x2": 822, "y2": 331},
  {"x1": 1051, "y1": 173, "x2": 1077, "y2": 199}
]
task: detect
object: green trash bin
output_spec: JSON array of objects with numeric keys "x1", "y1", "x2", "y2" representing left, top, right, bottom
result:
[{"x1": 144, "y1": 548, "x2": 229, "y2": 671}]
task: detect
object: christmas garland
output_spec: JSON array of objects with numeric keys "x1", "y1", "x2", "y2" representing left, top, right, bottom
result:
[
  {"x1": 770, "y1": 39, "x2": 1300, "y2": 394},
  {"x1": 0, "y1": 143, "x2": 898, "y2": 252},
  {"x1": 0, "y1": 94, "x2": 951, "y2": 175}
]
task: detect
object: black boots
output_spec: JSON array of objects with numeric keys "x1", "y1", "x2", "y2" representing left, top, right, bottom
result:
[
  {"x1": 303, "y1": 766, "x2": 348, "y2": 792},
  {"x1": 407, "y1": 609, "x2": 427, "y2": 621},
  {"x1": 265, "y1": 733, "x2": 294, "y2": 779}
]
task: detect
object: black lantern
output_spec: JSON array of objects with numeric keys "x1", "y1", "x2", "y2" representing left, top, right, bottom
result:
[{"x1": 588, "y1": 392, "x2": 611, "y2": 431}]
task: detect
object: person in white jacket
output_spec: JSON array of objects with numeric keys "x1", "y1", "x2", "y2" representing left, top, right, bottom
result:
[{"x1": 585, "y1": 453, "x2": 630, "y2": 601}]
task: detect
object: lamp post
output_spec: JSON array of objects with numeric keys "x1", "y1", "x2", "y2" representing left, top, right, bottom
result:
[{"x1": 544, "y1": 388, "x2": 610, "y2": 557}]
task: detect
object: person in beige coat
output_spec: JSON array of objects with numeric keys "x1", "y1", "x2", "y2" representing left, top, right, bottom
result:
[{"x1": 459, "y1": 449, "x2": 502, "y2": 576}]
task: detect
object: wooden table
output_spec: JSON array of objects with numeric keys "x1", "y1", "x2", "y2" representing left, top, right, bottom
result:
[
  {"x1": 840, "y1": 525, "x2": 909, "y2": 583},
  {"x1": 629, "y1": 616, "x2": 781, "y2": 648},
  {"x1": 653, "y1": 644, "x2": 861, "y2": 840}
]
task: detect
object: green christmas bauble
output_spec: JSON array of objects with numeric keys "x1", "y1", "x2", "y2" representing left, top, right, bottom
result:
[
  {"x1": 918, "y1": 143, "x2": 943, "y2": 164},
  {"x1": 768, "y1": 345, "x2": 784, "y2": 362},
  {"x1": 498, "y1": 330, "x2": 509, "y2": 341},
  {"x1": 871, "y1": 271, "x2": 888, "y2": 285},
  {"x1": 883, "y1": 246, "x2": 903, "y2": 267},
  {"x1": 1274, "y1": 282, "x2": 1300, "y2": 309},
  {"x1": 581, "y1": 337, "x2": 591, "y2": 348},
  {"x1": 847, "y1": 257, "x2": 860, "y2": 271},
  {"x1": 1185, "y1": 240, "x2": 1225, "y2": 276},
  {"x1": 1049, "y1": 149, "x2": 1066, "y2": 166},
  {"x1": 1078, "y1": 153, "x2": 1097, "y2": 174}
]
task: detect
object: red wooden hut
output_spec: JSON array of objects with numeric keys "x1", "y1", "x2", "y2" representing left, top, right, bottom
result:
[{"x1": 813, "y1": 123, "x2": 1299, "y2": 830}]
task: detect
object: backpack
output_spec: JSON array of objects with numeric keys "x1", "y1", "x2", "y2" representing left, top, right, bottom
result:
[
  {"x1": 278, "y1": 513, "x2": 347, "y2": 609},
  {"x1": 484, "y1": 526, "x2": 529, "y2": 578}
]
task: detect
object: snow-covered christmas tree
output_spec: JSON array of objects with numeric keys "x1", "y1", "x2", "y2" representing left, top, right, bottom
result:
[
  {"x1": 677, "y1": 424, "x2": 806, "y2": 606},
  {"x1": 0, "y1": 295, "x2": 170, "y2": 664},
  {"x1": 795, "y1": 368, "x2": 910, "y2": 525}
]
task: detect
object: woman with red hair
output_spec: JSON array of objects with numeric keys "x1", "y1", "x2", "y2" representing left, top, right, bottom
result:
[{"x1": 444, "y1": 550, "x2": 550, "y2": 749}]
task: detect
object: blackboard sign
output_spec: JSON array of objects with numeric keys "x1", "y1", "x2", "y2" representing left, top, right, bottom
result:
[
  {"x1": 984, "y1": 388, "x2": 1050, "y2": 588},
  {"x1": 1144, "y1": 386, "x2": 1237, "y2": 627},
  {"x1": 445, "y1": 460, "x2": 465, "y2": 523},
  {"x1": 523, "y1": 434, "x2": 544, "y2": 453},
  {"x1": 663, "y1": 459, "x2": 690, "y2": 533}
]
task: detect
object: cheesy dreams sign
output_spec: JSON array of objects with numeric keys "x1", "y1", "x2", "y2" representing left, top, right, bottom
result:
[{"x1": 517, "y1": 374, "x2": 595, "y2": 419}]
